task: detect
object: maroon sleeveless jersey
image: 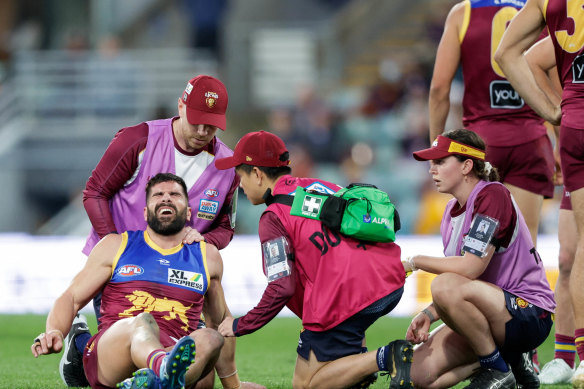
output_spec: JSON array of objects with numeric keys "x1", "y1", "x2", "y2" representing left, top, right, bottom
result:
[
  {"x1": 460, "y1": 0, "x2": 547, "y2": 145},
  {"x1": 546, "y1": 0, "x2": 584, "y2": 128},
  {"x1": 264, "y1": 176, "x2": 405, "y2": 331}
]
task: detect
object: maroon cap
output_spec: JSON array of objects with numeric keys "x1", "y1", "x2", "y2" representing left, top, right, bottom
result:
[
  {"x1": 215, "y1": 131, "x2": 290, "y2": 170},
  {"x1": 181, "y1": 75, "x2": 228, "y2": 130},
  {"x1": 413, "y1": 135, "x2": 486, "y2": 161}
]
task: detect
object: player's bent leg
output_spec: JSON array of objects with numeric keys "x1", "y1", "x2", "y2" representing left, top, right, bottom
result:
[
  {"x1": 183, "y1": 328, "x2": 224, "y2": 388},
  {"x1": 97, "y1": 313, "x2": 162, "y2": 386},
  {"x1": 411, "y1": 324, "x2": 478, "y2": 389},
  {"x1": 503, "y1": 184, "x2": 543, "y2": 246},
  {"x1": 191, "y1": 369, "x2": 214, "y2": 389}
]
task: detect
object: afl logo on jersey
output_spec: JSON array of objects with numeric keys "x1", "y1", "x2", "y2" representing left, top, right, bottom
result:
[
  {"x1": 117, "y1": 264, "x2": 144, "y2": 277},
  {"x1": 205, "y1": 188, "x2": 219, "y2": 198}
]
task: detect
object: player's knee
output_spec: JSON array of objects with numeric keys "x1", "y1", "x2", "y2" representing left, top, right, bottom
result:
[
  {"x1": 558, "y1": 248, "x2": 575, "y2": 277},
  {"x1": 134, "y1": 312, "x2": 159, "y2": 331},
  {"x1": 198, "y1": 328, "x2": 224, "y2": 353}
]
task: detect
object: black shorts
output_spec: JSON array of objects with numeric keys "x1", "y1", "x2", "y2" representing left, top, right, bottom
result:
[
  {"x1": 296, "y1": 287, "x2": 403, "y2": 362},
  {"x1": 500, "y1": 291, "x2": 553, "y2": 365}
]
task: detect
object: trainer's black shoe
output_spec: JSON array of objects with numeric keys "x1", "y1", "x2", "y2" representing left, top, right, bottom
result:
[
  {"x1": 59, "y1": 313, "x2": 90, "y2": 387},
  {"x1": 379, "y1": 340, "x2": 414, "y2": 389},
  {"x1": 512, "y1": 351, "x2": 540, "y2": 388},
  {"x1": 463, "y1": 367, "x2": 516, "y2": 389}
]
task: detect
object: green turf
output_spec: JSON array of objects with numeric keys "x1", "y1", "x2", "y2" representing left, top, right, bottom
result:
[{"x1": 1, "y1": 314, "x2": 572, "y2": 388}]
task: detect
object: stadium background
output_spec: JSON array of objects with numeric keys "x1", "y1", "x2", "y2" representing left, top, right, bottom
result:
[{"x1": 0, "y1": 0, "x2": 564, "y2": 316}]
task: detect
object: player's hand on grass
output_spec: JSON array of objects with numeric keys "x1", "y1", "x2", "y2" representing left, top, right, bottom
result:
[
  {"x1": 406, "y1": 313, "x2": 430, "y2": 345},
  {"x1": 182, "y1": 227, "x2": 204, "y2": 244},
  {"x1": 218, "y1": 316, "x2": 235, "y2": 337},
  {"x1": 31, "y1": 329, "x2": 64, "y2": 357}
]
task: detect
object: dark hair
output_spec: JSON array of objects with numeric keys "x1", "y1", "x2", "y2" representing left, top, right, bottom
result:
[
  {"x1": 145, "y1": 173, "x2": 189, "y2": 199},
  {"x1": 235, "y1": 164, "x2": 291, "y2": 179},
  {"x1": 443, "y1": 129, "x2": 500, "y2": 182}
]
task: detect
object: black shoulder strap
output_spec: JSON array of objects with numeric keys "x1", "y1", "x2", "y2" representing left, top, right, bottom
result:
[{"x1": 263, "y1": 188, "x2": 294, "y2": 206}]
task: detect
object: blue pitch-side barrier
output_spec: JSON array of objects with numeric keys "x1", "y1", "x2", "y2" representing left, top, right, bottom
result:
[{"x1": 0, "y1": 234, "x2": 561, "y2": 316}]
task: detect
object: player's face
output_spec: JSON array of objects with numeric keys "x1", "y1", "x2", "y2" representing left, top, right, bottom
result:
[
  {"x1": 236, "y1": 168, "x2": 264, "y2": 205},
  {"x1": 428, "y1": 156, "x2": 465, "y2": 194},
  {"x1": 145, "y1": 181, "x2": 191, "y2": 235}
]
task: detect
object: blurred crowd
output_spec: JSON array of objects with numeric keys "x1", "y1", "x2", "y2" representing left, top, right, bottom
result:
[{"x1": 0, "y1": 0, "x2": 564, "y2": 237}]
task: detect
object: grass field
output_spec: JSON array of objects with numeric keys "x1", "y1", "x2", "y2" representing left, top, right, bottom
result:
[{"x1": 1, "y1": 314, "x2": 572, "y2": 389}]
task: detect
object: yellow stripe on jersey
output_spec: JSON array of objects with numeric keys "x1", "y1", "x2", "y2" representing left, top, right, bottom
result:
[
  {"x1": 143, "y1": 230, "x2": 183, "y2": 255},
  {"x1": 111, "y1": 232, "x2": 129, "y2": 279},
  {"x1": 200, "y1": 241, "x2": 211, "y2": 288},
  {"x1": 543, "y1": 0, "x2": 549, "y2": 21},
  {"x1": 576, "y1": 335, "x2": 584, "y2": 343},
  {"x1": 459, "y1": 0, "x2": 471, "y2": 44}
]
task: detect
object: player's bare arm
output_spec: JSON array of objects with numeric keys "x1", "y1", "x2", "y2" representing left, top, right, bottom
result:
[
  {"x1": 525, "y1": 36, "x2": 562, "y2": 107},
  {"x1": 429, "y1": 0, "x2": 464, "y2": 142},
  {"x1": 495, "y1": 0, "x2": 561, "y2": 124},
  {"x1": 202, "y1": 243, "x2": 228, "y2": 328},
  {"x1": 32, "y1": 234, "x2": 121, "y2": 357}
]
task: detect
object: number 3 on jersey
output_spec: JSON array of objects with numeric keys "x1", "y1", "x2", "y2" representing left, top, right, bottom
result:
[{"x1": 555, "y1": 0, "x2": 584, "y2": 53}]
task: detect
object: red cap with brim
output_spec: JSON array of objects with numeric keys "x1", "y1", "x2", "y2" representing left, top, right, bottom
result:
[
  {"x1": 182, "y1": 75, "x2": 228, "y2": 130},
  {"x1": 413, "y1": 135, "x2": 485, "y2": 161},
  {"x1": 186, "y1": 108, "x2": 226, "y2": 131},
  {"x1": 215, "y1": 131, "x2": 290, "y2": 170}
]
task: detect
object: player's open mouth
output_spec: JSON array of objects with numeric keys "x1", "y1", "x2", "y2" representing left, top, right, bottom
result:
[{"x1": 157, "y1": 206, "x2": 176, "y2": 216}]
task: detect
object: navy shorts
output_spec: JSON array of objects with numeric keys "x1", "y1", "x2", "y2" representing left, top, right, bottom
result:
[
  {"x1": 500, "y1": 291, "x2": 553, "y2": 365},
  {"x1": 297, "y1": 287, "x2": 403, "y2": 362}
]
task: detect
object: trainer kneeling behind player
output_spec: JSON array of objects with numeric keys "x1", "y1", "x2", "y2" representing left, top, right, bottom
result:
[
  {"x1": 31, "y1": 173, "x2": 233, "y2": 389},
  {"x1": 402, "y1": 129, "x2": 555, "y2": 389},
  {"x1": 214, "y1": 130, "x2": 413, "y2": 389}
]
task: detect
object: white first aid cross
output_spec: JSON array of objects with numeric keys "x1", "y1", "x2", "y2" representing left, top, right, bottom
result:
[{"x1": 302, "y1": 196, "x2": 322, "y2": 214}]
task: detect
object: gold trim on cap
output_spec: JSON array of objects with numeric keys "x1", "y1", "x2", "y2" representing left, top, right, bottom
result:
[{"x1": 447, "y1": 141, "x2": 485, "y2": 160}]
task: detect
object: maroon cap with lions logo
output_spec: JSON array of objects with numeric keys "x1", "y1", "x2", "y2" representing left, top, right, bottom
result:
[{"x1": 181, "y1": 75, "x2": 228, "y2": 130}]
